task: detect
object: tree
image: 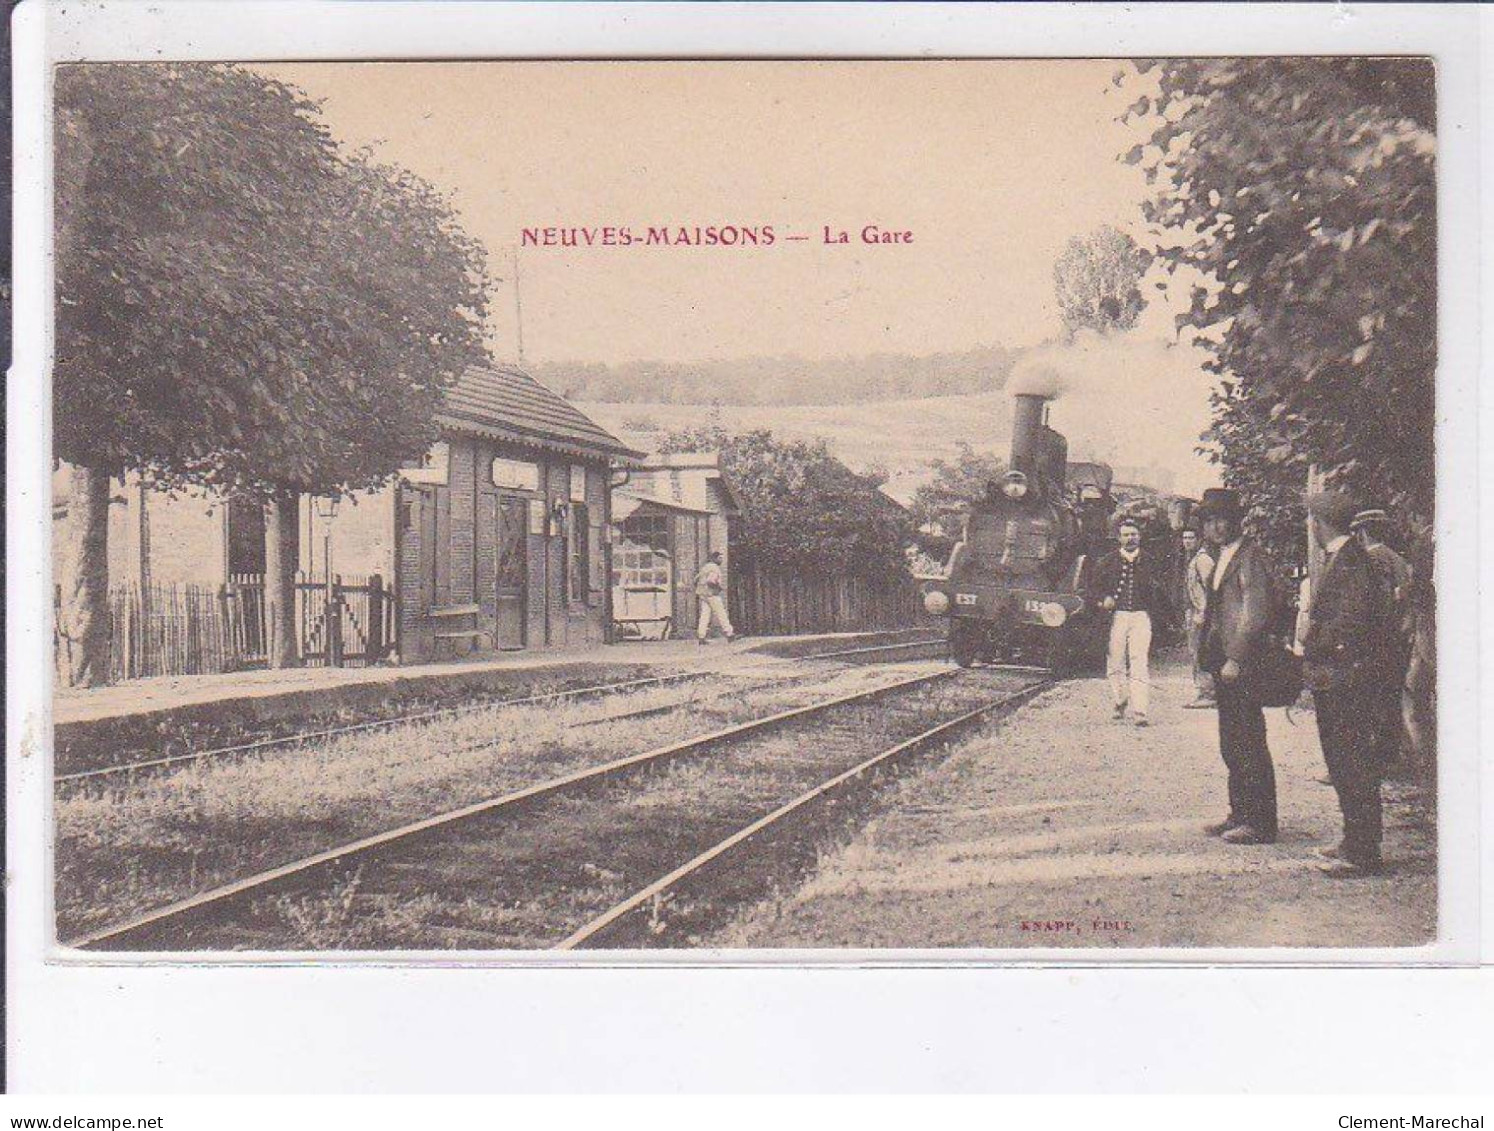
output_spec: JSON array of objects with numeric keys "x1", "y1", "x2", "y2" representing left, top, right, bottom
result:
[
  {"x1": 908, "y1": 443, "x2": 1008, "y2": 559},
  {"x1": 1052, "y1": 224, "x2": 1151, "y2": 338},
  {"x1": 657, "y1": 426, "x2": 912, "y2": 581},
  {"x1": 1123, "y1": 59, "x2": 1435, "y2": 562},
  {"x1": 54, "y1": 64, "x2": 490, "y2": 681}
]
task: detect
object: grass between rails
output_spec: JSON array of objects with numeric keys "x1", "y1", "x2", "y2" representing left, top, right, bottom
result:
[
  {"x1": 56, "y1": 660, "x2": 938, "y2": 940},
  {"x1": 172, "y1": 673, "x2": 1026, "y2": 950}
]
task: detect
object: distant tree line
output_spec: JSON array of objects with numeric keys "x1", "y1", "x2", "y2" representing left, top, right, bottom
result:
[{"x1": 534, "y1": 346, "x2": 1022, "y2": 407}]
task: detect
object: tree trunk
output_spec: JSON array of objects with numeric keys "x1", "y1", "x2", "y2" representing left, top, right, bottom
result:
[
  {"x1": 57, "y1": 462, "x2": 112, "y2": 687},
  {"x1": 264, "y1": 486, "x2": 301, "y2": 669}
]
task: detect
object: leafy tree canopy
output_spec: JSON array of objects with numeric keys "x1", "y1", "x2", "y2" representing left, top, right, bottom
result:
[
  {"x1": 54, "y1": 64, "x2": 491, "y2": 498},
  {"x1": 908, "y1": 443, "x2": 1007, "y2": 559},
  {"x1": 1053, "y1": 224, "x2": 1151, "y2": 338},
  {"x1": 1124, "y1": 58, "x2": 1435, "y2": 559},
  {"x1": 657, "y1": 426, "x2": 912, "y2": 580}
]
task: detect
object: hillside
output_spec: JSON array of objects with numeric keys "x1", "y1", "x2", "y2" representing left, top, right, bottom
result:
[
  {"x1": 580, "y1": 392, "x2": 1017, "y2": 505},
  {"x1": 536, "y1": 346, "x2": 1020, "y2": 407},
  {"x1": 582, "y1": 383, "x2": 1200, "y2": 504}
]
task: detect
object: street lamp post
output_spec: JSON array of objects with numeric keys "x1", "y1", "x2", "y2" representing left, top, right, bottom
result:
[{"x1": 316, "y1": 497, "x2": 341, "y2": 665}]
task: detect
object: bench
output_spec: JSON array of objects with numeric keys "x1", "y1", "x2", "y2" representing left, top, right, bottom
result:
[
  {"x1": 614, "y1": 617, "x2": 673, "y2": 642},
  {"x1": 612, "y1": 585, "x2": 673, "y2": 642},
  {"x1": 427, "y1": 603, "x2": 488, "y2": 656}
]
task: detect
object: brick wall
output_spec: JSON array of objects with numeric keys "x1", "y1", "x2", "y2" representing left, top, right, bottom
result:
[
  {"x1": 447, "y1": 439, "x2": 477, "y2": 606},
  {"x1": 474, "y1": 481, "x2": 498, "y2": 635},
  {"x1": 395, "y1": 483, "x2": 426, "y2": 660},
  {"x1": 54, "y1": 470, "x2": 225, "y2": 589},
  {"x1": 672, "y1": 512, "x2": 703, "y2": 632},
  {"x1": 55, "y1": 467, "x2": 405, "y2": 595},
  {"x1": 393, "y1": 438, "x2": 612, "y2": 661}
]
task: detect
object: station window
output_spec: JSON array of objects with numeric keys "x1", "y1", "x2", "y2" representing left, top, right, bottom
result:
[
  {"x1": 569, "y1": 465, "x2": 588, "y2": 503},
  {"x1": 619, "y1": 512, "x2": 670, "y2": 557},
  {"x1": 567, "y1": 502, "x2": 590, "y2": 603},
  {"x1": 612, "y1": 542, "x2": 671, "y2": 591}
]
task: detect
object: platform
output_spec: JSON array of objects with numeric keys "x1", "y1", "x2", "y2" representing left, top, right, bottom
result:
[
  {"x1": 719, "y1": 659, "x2": 1437, "y2": 950},
  {"x1": 52, "y1": 629, "x2": 937, "y2": 750}
]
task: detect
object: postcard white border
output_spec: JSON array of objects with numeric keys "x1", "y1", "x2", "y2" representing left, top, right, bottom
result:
[{"x1": 8, "y1": 0, "x2": 1491, "y2": 1091}]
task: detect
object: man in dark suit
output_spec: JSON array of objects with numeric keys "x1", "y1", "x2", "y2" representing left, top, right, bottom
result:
[
  {"x1": 1197, "y1": 488, "x2": 1278, "y2": 845},
  {"x1": 1351, "y1": 503, "x2": 1415, "y2": 771},
  {"x1": 1088, "y1": 518, "x2": 1173, "y2": 726},
  {"x1": 1302, "y1": 490, "x2": 1399, "y2": 876}
]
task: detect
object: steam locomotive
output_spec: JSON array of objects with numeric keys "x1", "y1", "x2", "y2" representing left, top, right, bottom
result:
[{"x1": 922, "y1": 392, "x2": 1119, "y2": 669}]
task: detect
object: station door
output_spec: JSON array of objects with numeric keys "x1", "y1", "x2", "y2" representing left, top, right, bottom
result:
[{"x1": 495, "y1": 495, "x2": 527, "y2": 650}]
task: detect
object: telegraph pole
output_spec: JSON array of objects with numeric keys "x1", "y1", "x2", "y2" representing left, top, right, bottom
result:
[{"x1": 512, "y1": 245, "x2": 526, "y2": 366}]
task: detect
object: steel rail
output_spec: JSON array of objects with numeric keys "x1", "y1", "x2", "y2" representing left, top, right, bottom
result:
[
  {"x1": 568, "y1": 639, "x2": 956, "y2": 730},
  {"x1": 58, "y1": 637, "x2": 947, "y2": 786},
  {"x1": 65, "y1": 666, "x2": 961, "y2": 950},
  {"x1": 557, "y1": 677, "x2": 1054, "y2": 950}
]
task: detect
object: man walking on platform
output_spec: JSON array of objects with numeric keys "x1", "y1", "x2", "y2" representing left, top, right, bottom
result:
[
  {"x1": 694, "y1": 550, "x2": 736, "y2": 645},
  {"x1": 1197, "y1": 488, "x2": 1278, "y2": 845},
  {"x1": 1303, "y1": 491, "x2": 1399, "y2": 876},
  {"x1": 1090, "y1": 519, "x2": 1171, "y2": 727},
  {"x1": 1181, "y1": 526, "x2": 1216, "y2": 708}
]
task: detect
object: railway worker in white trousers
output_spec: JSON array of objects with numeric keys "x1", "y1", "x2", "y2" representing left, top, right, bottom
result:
[
  {"x1": 1088, "y1": 519, "x2": 1172, "y2": 727},
  {"x1": 695, "y1": 551, "x2": 736, "y2": 644},
  {"x1": 1107, "y1": 609, "x2": 1153, "y2": 721}
]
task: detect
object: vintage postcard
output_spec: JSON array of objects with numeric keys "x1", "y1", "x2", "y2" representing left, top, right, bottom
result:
[{"x1": 43, "y1": 54, "x2": 1449, "y2": 958}]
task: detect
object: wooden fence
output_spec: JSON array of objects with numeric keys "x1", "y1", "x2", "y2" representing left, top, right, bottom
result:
[
  {"x1": 729, "y1": 571, "x2": 934, "y2": 637},
  {"x1": 57, "y1": 573, "x2": 394, "y2": 681}
]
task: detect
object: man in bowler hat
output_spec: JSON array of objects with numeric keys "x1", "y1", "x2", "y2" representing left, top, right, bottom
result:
[
  {"x1": 1302, "y1": 490, "x2": 1399, "y2": 876},
  {"x1": 1197, "y1": 488, "x2": 1279, "y2": 844}
]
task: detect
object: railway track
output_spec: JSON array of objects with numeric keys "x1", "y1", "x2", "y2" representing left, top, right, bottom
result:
[
  {"x1": 67, "y1": 663, "x2": 1046, "y2": 951},
  {"x1": 560, "y1": 677, "x2": 1052, "y2": 950},
  {"x1": 57, "y1": 634, "x2": 948, "y2": 786}
]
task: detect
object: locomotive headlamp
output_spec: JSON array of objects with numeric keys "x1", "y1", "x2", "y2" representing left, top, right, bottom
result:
[
  {"x1": 1001, "y1": 472, "x2": 1029, "y2": 500},
  {"x1": 923, "y1": 590, "x2": 950, "y2": 616},
  {"x1": 1039, "y1": 602, "x2": 1068, "y2": 628}
]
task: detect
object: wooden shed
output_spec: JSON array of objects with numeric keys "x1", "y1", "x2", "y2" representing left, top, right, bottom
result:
[
  {"x1": 394, "y1": 365, "x2": 642, "y2": 660},
  {"x1": 610, "y1": 452, "x2": 740, "y2": 640}
]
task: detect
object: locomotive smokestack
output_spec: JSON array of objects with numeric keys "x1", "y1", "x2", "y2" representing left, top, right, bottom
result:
[{"x1": 1010, "y1": 392, "x2": 1049, "y2": 477}]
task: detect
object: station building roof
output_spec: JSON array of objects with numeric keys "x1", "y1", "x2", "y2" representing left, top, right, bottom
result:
[
  {"x1": 437, "y1": 365, "x2": 643, "y2": 464},
  {"x1": 627, "y1": 451, "x2": 744, "y2": 516}
]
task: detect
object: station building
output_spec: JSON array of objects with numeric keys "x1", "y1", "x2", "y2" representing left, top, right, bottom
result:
[
  {"x1": 387, "y1": 365, "x2": 641, "y2": 659},
  {"x1": 55, "y1": 365, "x2": 642, "y2": 670}
]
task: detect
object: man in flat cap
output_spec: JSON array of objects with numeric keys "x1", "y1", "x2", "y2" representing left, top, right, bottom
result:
[
  {"x1": 1197, "y1": 488, "x2": 1279, "y2": 844},
  {"x1": 1302, "y1": 489, "x2": 1401, "y2": 876}
]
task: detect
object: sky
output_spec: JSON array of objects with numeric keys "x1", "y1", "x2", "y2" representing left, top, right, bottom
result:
[
  {"x1": 258, "y1": 60, "x2": 1219, "y2": 494},
  {"x1": 262, "y1": 60, "x2": 1156, "y2": 362}
]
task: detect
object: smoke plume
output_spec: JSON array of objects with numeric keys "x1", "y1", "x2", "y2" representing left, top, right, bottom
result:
[{"x1": 1006, "y1": 325, "x2": 1218, "y2": 496}]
